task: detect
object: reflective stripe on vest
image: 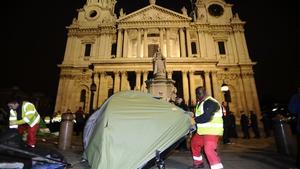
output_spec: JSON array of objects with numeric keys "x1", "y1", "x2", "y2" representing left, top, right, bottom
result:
[
  {"x1": 196, "y1": 96, "x2": 223, "y2": 136},
  {"x1": 22, "y1": 102, "x2": 40, "y2": 127},
  {"x1": 9, "y1": 109, "x2": 18, "y2": 129}
]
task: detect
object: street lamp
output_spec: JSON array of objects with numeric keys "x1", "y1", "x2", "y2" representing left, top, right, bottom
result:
[
  {"x1": 221, "y1": 81, "x2": 231, "y2": 112},
  {"x1": 89, "y1": 64, "x2": 97, "y2": 114}
]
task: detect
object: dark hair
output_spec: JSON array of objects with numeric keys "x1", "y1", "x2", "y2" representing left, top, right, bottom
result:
[
  {"x1": 196, "y1": 86, "x2": 206, "y2": 96},
  {"x1": 7, "y1": 96, "x2": 22, "y2": 104}
]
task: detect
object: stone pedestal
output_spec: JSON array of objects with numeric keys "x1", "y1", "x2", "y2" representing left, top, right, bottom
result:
[{"x1": 146, "y1": 77, "x2": 176, "y2": 102}]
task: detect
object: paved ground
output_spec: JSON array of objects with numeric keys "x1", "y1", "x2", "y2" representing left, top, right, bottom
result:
[{"x1": 36, "y1": 133, "x2": 298, "y2": 169}]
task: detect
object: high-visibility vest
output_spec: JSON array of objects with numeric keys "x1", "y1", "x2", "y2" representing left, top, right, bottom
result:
[
  {"x1": 10, "y1": 101, "x2": 40, "y2": 128},
  {"x1": 195, "y1": 96, "x2": 223, "y2": 136},
  {"x1": 21, "y1": 101, "x2": 40, "y2": 127}
]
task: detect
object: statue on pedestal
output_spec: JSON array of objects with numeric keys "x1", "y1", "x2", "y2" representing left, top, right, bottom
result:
[
  {"x1": 153, "y1": 48, "x2": 166, "y2": 79},
  {"x1": 147, "y1": 47, "x2": 176, "y2": 101}
]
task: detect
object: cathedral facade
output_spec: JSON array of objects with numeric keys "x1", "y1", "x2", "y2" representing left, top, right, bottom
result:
[{"x1": 55, "y1": 0, "x2": 260, "y2": 119}]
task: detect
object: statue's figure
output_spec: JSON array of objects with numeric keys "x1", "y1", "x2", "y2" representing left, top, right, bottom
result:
[
  {"x1": 153, "y1": 48, "x2": 166, "y2": 79},
  {"x1": 119, "y1": 8, "x2": 125, "y2": 17}
]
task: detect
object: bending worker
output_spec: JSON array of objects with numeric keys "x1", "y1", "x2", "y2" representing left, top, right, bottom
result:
[
  {"x1": 8, "y1": 99, "x2": 40, "y2": 148},
  {"x1": 188, "y1": 87, "x2": 224, "y2": 169}
]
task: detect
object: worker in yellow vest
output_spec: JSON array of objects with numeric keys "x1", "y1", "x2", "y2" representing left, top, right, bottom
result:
[
  {"x1": 8, "y1": 99, "x2": 40, "y2": 148},
  {"x1": 188, "y1": 87, "x2": 224, "y2": 169}
]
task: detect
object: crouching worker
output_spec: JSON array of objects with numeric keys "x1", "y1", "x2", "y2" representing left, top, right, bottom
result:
[
  {"x1": 188, "y1": 87, "x2": 224, "y2": 169},
  {"x1": 7, "y1": 99, "x2": 40, "y2": 148}
]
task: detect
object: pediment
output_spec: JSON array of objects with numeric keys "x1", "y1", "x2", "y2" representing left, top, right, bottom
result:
[{"x1": 117, "y1": 5, "x2": 191, "y2": 23}]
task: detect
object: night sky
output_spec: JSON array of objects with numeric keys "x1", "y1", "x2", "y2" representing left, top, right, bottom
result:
[{"x1": 1, "y1": 0, "x2": 298, "y2": 105}]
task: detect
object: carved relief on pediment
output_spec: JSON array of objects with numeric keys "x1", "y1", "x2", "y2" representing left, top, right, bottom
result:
[
  {"x1": 138, "y1": 11, "x2": 173, "y2": 21},
  {"x1": 118, "y1": 6, "x2": 190, "y2": 23}
]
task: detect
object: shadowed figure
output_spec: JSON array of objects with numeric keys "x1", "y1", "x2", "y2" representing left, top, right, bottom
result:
[
  {"x1": 250, "y1": 110, "x2": 260, "y2": 138},
  {"x1": 240, "y1": 111, "x2": 250, "y2": 139}
]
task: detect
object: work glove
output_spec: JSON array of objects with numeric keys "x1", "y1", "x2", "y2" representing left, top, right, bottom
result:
[{"x1": 10, "y1": 120, "x2": 18, "y2": 125}]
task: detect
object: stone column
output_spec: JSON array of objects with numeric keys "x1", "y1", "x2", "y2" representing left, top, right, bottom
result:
[
  {"x1": 166, "y1": 28, "x2": 171, "y2": 58},
  {"x1": 68, "y1": 79, "x2": 76, "y2": 109},
  {"x1": 113, "y1": 71, "x2": 120, "y2": 93},
  {"x1": 54, "y1": 76, "x2": 65, "y2": 112},
  {"x1": 197, "y1": 30, "x2": 207, "y2": 58},
  {"x1": 123, "y1": 29, "x2": 128, "y2": 58},
  {"x1": 97, "y1": 72, "x2": 105, "y2": 107},
  {"x1": 182, "y1": 71, "x2": 190, "y2": 105},
  {"x1": 211, "y1": 71, "x2": 220, "y2": 100},
  {"x1": 116, "y1": 29, "x2": 123, "y2": 58},
  {"x1": 99, "y1": 35, "x2": 105, "y2": 57},
  {"x1": 250, "y1": 74, "x2": 261, "y2": 115},
  {"x1": 204, "y1": 71, "x2": 212, "y2": 96},
  {"x1": 105, "y1": 34, "x2": 112, "y2": 57},
  {"x1": 188, "y1": 71, "x2": 196, "y2": 105},
  {"x1": 135, "y1": 71, "x2": 141, "y2": 90},
  {"x1": 243, "y1": 75, "x2": 254, "y2": 113},
  {"x1": 241, "y1": 32, "x2": 251, "y2": 62},
  {"x1": 95, "y1": 37, "x2": 101, "y2": 58},
  {"x1": 63, "y1": 37, "x2": 74, "y2": 62},
  {"x1": 179, "y1": 28, "x2": 186, "y2": 58},
  {"x1": 137, "y1": 29, "x2": 141, "y2": 58},
  {"x1": 238, "y1": 74, "x2": 248, "y2": 113},
  {"x1": 94, "y1": 73, "x2": 100, "y2": 108},
  {"x1": 160, "y1": 28, "x2": 164, "y2": 52},
  {"x1": 120, "y1": 71, "x2": 128, "y2": 91},
  {"x1": 63, "y1": 77, "x2": 72, "y2": 111},
  {"x1": 233, "y1": 30, "x2": 249, "y2": 63},
  {"x1": 143, "y1": 29, "x2": 148, "y2": 58},
  {"x1": 186, "y1": 28, "x2": 192, "y2": 58},
  {"x1": 205, "y1": 33, "x2": 213, "y2": 59},
  {"x1": 230, "y1": 34, "x2": 239, "y2": 63},
  {"x1": 142, "y1": 71, "x2": 148, "y2": 92}
]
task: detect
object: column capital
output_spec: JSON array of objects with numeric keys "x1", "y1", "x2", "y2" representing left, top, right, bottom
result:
[
  {"x1": 120, "y1": 70, "x2": 127, "y2": 75},
  {"x1": 204, "y1": 70, "x2": 211, "y2": 74},
  {"x1": 182, "y1": 70, "x2": 188, "y2": 74},
  {"x1": 135, "y1": 70, "x2": 142, "y2": 74},
  {"x1": 187, "y1": 70, "x2": 195, "y2": 75},
  {"x1": 114, "y1": 71, "x2": 120, "y2": 75}
]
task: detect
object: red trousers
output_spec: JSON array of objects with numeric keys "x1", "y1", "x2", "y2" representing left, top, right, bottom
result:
[
  {"x1": 190, "y1": 134, "x2": 223, "y2": 169},
  {"x1": 18, "y1": 124, "x2": 39, "y2": 147}
]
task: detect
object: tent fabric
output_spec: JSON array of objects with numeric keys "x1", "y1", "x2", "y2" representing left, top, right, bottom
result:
[{"x1": 83, "y1": 91, "x2": 192, "y2": 169}]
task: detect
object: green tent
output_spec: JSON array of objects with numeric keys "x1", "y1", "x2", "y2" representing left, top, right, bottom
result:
[{"x1": 83, "y1": 91, "x2": 192, "y2": 169}]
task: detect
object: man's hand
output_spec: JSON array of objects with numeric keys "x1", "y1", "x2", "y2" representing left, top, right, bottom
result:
[
  {"x1": 190, "y1": 118, "x2": 196, "y2": 125},
  {"x1": 185, "y1": 111, "x2": 194, "y2": 117}
]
